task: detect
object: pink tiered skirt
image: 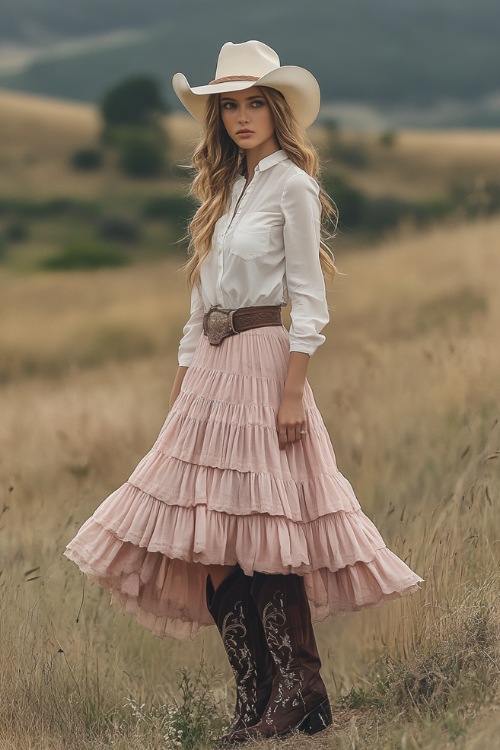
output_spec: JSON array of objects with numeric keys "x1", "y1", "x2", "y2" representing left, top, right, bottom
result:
[{"x1": 64, "y1": 324, "x2": 423, "y2": 639}]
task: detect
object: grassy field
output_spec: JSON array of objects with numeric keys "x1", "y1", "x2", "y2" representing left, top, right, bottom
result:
[
  {"x1": 0, "y1": 91, "x2": 499, "y2": 748},
  {"x1": 1, "y1": 212, "x2": 499, "y2": 748}
]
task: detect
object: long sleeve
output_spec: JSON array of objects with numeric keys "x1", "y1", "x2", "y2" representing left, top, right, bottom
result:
[
  {"x1": 177, "y1": 282, "x2": 205, "y2": 367},
  {"x1": 281, "y1": 172, "x2": 329, "y2": 356}
]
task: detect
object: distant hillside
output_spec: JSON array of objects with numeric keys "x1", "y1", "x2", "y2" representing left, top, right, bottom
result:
[
  {"x1": 2, "y1": 89, "x2": 500, "y2": 206},
  {"x1": 1, "y1": 0, "x2": 500, "y2": 127}
]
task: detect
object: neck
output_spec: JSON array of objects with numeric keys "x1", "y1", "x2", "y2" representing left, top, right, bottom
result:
[{"x1": 244, "y1": 138, "x2": 281, "y2": 182}]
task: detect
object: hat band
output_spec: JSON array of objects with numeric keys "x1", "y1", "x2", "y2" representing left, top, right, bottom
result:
[{"x1": 208, "y1": 75, "x2": 260, "y2": 85}]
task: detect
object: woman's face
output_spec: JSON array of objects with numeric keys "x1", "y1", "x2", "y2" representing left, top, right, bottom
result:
[{"x1": 219, "y1": 86, "x2": 277, "y2": 152}]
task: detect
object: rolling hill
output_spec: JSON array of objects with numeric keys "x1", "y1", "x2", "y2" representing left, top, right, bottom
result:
[{"x1": 1, "y1": 0, "x2": 500, "y2": 127}]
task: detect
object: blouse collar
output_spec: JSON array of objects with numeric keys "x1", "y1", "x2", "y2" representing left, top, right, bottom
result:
[
  {"x1": 235, "y1": 149, "x2": 288, "y2": 183},
  {"x1": 255, "y1": 149, "x2": 288, "y2": 172}
]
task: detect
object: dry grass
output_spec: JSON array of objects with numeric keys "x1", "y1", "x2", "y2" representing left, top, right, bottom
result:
[
  {"x1": 1, "y1": 89, "x2": 500, "y2": 749},
  {"x1": 0, "y1": 262, "x2": 190, "y2": 381},
  {"x1": 0, "y1": 90, "x2": 197, "y2": 197},
  {"x1": 315, "y1": 127, "x2": 500, "y2": 200},
  {"x1": 0, "y1": 210, "x2": 499, "y2": 748},
  {"x1": 0, "y1": 90, "x2": 101, "y2": 197}
]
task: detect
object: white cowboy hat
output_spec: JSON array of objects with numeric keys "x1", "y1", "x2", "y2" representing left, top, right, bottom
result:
[{"x1": 172, "y1": 40, "x2": 320, "y2": 129}]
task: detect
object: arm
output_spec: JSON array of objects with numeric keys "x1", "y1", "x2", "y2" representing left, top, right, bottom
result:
[
  {"x1": 277, "y1": 351, "x2": 311, "y2": 448},
  {"x1": 169, "y1": 282, "x2": 204, "y2": 410},
  {"x1": 177, "y1": 282, "x2": 205, "y2": 367},
  {"x1": 277, "y1": 172, "x2": 330, "y2": 448},
  {"x1": 281, "y1": 171, "x2": 329, "y2": 355}
]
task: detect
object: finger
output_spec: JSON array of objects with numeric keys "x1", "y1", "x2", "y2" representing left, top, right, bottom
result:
[
  {"x1": 278, "y1": 427, "x2": 293, "y2": 448},
  {"x1": 277, "y1": 429, "x2": 287, "y2": 449},
  {"x1": 278, "y1": 427, "x2": 296, "y2": 446}
]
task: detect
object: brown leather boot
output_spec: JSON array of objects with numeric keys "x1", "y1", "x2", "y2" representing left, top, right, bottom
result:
[
  {"x1": 206, "y1": 566, "x2": 274, "y2": 743},
  {"x1": 230, "y1": 572, "x2": 332, "y2": 743}
]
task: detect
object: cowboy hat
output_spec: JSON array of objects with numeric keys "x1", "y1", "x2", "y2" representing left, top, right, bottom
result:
[{"x1": 172, "y1": 40, "x2": 320, "y2": 129}]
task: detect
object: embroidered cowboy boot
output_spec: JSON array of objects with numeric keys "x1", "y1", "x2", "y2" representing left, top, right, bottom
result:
[
  {"x1": 206, "y1": 566, "x2": 274, "y2": 742},
  {"x1": 230, "y1": 572, "x2": 332, "y2": 742}
]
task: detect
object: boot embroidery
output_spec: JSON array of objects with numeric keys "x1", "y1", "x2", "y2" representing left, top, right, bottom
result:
[
  {"x1": 221, "y1": 601, "x2": 259, "y2": 725},
  {"x1": 260, "y1": 590, "x2": 306, "y2": 724}
]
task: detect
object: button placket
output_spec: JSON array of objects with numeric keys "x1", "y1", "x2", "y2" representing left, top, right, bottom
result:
[
  {"x1": 215, "y1": 187, "x2": 240, "y2": 304},
  {"x1": 218, "y1": 174, "x2": 257, "y2": 303},
  {"x1": 224, "y1": 180, "x2": 255, "y2": 250}
]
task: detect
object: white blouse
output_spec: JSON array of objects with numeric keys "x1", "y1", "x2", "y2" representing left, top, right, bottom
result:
[{"x1": 177, "y1": 149, "x2": 330, "y2": 366}]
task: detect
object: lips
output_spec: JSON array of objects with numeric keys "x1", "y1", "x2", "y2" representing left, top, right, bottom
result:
[{"x1": 236, "y1": 130, "x2": 253, "y2": 135}]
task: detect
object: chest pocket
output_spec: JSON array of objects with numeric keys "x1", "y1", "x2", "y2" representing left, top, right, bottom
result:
[{"x1": 230, "y1": 212, "x2": 283, "y2": 261}]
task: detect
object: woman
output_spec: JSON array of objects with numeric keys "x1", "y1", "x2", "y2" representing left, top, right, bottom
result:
[{"x1": 64, "y1": 40, "x2": 424, "y2": 743}]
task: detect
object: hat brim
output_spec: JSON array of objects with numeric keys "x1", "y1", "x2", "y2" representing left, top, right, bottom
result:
[{"x1": 172, "y1": 66, "x2": 320, "y2": 129}]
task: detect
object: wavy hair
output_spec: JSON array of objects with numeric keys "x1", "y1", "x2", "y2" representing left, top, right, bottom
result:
[{"x1": 180, "y1": 86, "x2": 337, "y2": 291}]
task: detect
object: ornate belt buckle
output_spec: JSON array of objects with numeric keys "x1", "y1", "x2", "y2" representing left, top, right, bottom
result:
[{"x1": 203, "y1": 305, "x2": 238, "y2": 345}]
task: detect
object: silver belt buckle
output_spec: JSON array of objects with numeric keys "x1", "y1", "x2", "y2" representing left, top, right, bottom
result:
[{"x1": 203, "y1": 305, "x2": 237, "y2": 345}]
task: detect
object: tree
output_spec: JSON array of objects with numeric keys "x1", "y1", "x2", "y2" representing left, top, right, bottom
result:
[
  {"x1": 99, "y1": 75, "x2": 171, "y2": 179},
  {"x1": 116, "y1": 128, "x2": 166, "y2": 178},
  {"x1": 100, "y1": 75, "x2": 169, "y2": 130}
]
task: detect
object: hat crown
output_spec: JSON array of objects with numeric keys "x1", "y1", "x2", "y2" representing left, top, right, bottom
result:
[
  {"x1": 214, "y1": 40, "x2": 280, "y2": 80},
  {"x1": 172, "y1": 39, "x2": 321, "y2": 129}
]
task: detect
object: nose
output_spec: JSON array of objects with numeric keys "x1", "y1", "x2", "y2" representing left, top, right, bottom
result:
[{"x1": 237, "y1": 105, "x2": 249, "y2": 123}]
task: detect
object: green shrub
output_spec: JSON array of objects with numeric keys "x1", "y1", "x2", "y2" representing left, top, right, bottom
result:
[
  {"x1": 333, "y1": 140, "x2": 370, "y2": 169},
  {"x1": 124, "y1": 658, "x2": 228, "y2": 750},
  {"x1": 322, "y1": 116, "x2": 341, "y2": 134},
  {"x1": 116, "y1": 128, "x2": 166, "y2": 178},
  {"x1": 322, "y1": 173, "x2": 367, "y2": 230},
  {"x1": 322, "y1": 172, "x2": 462, "y2": 235},
  {"x1": 413, "y1": 196, "x2": 455, "y2": 226},
  {"x1": 0, "y1": 197, "x2": 67, "y2": 218},
  {"x1": 323, "y1": 126, "x2": 369, "y2": 169},
  {"x1": 98, "y1": 216, "x2": 141, "y2": 244},
  {"x1": 0, "y1": 197, "x2": 100, "y2": 220},
  {"x1": 4, "y1": 220, "x2": 29, "y2": 242},
  {"x1": 379, "y1": 129, "x2": 397, "y2": 148},
  {"x1": 163, "y1": 663, "x2": 228, "y2": 749},
  {"x1": 142, "y1": 194, "x2": 196, "y2": 231},
  {"x1": 42, "y1": 241, "x2": 129, "y2": 271},
  {"x1": 361, "y1": 195, "x2": 411, "y2": 232},
  {"x1": 26, "y1": 197, "x2": 78, "y2": 217},
  {"x1": 71, "y1": 147, "x2": 103, "y2": 171}
]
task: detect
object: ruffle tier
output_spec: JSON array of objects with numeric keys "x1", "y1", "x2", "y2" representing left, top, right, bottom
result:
[{"x1": 64, "y1": 325, "x2": 423, "y2": 639}]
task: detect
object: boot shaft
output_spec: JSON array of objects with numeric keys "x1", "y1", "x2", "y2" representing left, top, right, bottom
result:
[
  {"x1": 251, "y1": 573, "x2": 323, "y2": 683},
  {"x1": 206, "y1": 567, "x2": 274, "y2": 732}
]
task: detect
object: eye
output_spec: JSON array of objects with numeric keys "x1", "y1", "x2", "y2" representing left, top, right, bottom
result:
[
  {"x1": 251, "y1": 100, "x2": 265, "y2": 107},
  {"x1": 222, "y1": 101, "x2": 236, "y2": 110}
]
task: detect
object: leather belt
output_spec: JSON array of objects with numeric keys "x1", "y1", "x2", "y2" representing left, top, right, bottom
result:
[{"x1": 202, "y1": 304, "x2": 282, "y2": 345}]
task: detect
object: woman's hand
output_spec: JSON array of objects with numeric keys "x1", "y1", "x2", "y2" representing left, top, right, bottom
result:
[
  {"x1": 276, "y1": 392, "x2": 307, "y2": 449},
  {"x1": 276, "y1": 351, "x2": 310, "y2": 449}
]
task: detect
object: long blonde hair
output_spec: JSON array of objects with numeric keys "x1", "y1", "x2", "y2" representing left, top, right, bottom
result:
[{"x1": 180, "y1": 86, "x2": 337, "y2": 291}]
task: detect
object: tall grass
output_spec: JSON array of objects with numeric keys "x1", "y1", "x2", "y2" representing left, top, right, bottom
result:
[{"x1": 0, "y1": 215, "x2": 499, "y2": 748}]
